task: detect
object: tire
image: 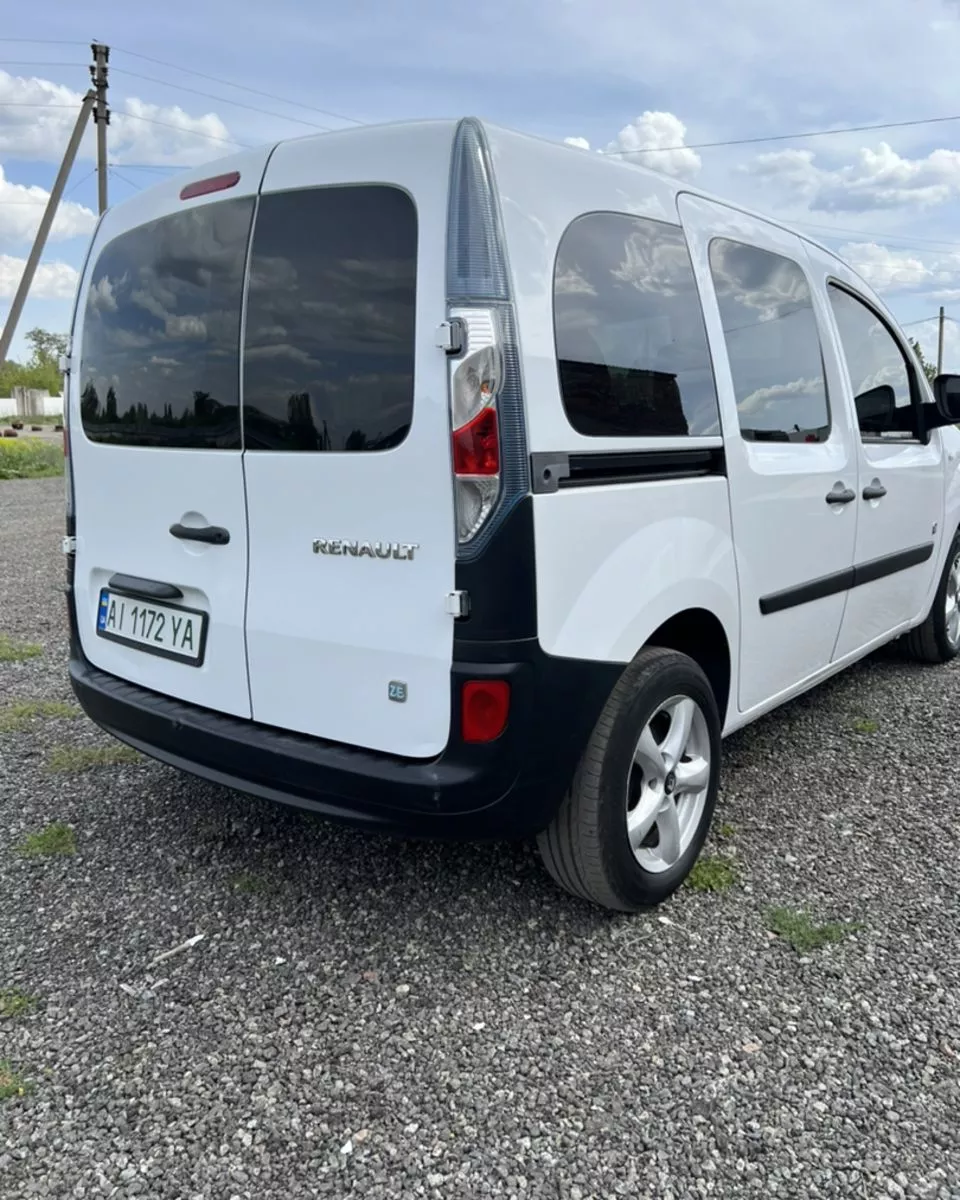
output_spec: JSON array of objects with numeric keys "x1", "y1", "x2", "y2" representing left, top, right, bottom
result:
[
  {"x1": 904, "y1": 527, "x2": 960, "y2": 665},
  {"x1": 537, "y1": 646, "x2": 721, "y2": 912}
]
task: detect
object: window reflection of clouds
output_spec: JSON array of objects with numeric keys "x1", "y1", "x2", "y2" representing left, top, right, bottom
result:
[
  {"x1": 242, "y1": 186, "x2": 417, "y2": 453},
  {"x1": 80, "y1": 197, "x2": 254, "y2": 448},
  {"x1": 709, "y1": 239, "x2": 829, "y2": 441},
  {"x1": 828, "y1": 287, "x2": 911, "y2": 412},
  {"x1": 554, "y1": 213, "x2": 720, "y2": 438}
]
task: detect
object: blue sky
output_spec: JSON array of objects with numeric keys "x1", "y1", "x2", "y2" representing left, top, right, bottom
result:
[{"x1": 4, "y1": 0, "x2": 960, "y2": 367}]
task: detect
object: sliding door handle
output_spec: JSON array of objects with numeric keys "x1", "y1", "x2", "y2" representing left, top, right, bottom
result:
[
  {"x1": 169, "y1": 523, "x2": 230, "y2": 545},
  {"x1": 825, "y1": 485, "x2": 856, "y2": 505},
  {"x1": 862, "y1": 482, "x2": 887, "y2": 501}
]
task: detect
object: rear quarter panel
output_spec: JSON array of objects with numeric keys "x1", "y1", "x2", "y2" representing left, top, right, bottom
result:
[
  {"x1": 482, "y1": 126, "x2": 739, "y2": 706},
  {"x1": 532, "y1": 479, "x2": 738, "y2": 668}
]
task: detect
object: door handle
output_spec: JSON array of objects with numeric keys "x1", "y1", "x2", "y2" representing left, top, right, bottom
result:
[
  {"x1": 825, "y1": 485, "x2": 856, "y2": 505},
  {"x1": 169, "y1": 522, "x2": 230, "y2": 545},
  {"x1": 862, "y1": 482, "x2": 887, "y2": 501}
]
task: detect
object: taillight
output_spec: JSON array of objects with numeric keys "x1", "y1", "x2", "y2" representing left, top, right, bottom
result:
[
  {"x1": 449, "y1": 315, "x2": 503, "y2": 541},
  {"x1": 445, "y1": 119, "x2": 529, "y2": 558},
  {"x1": 461, "y1": 680, "x2": 510, "y2": 743}
]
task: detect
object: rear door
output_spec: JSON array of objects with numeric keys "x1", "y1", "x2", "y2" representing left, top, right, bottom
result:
[
  {"x1": 242, "y1": 126, "x2": 456, "y2": 757},
  {"x1": 71, "y1": 156, "x2": 267, "y2": 718}
]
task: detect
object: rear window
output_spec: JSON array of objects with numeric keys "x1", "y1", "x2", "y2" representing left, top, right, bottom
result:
[
  {"x1": 554, "y1": 212, "x2": 720, "y2": 438},
  {"x1": 79, "y1": 197, "x2": 254, "y2": 449},
  {"x1": 243, "y1": 185, "x2": 418, "y2": 452}
]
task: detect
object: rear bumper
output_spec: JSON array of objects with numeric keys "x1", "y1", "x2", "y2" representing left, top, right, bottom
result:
[{"x1": 67, "y1": 594, "x2": 621, "y2": 839}]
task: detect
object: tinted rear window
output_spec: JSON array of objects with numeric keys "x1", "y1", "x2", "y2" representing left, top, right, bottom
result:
[
  {"x1": 79, "y1": 197, "x2": 254, "y2": 448},
  {"x1": 554, "y1": 213, "x2": 719, "y2": 438},
  {"x1": 243, "y1": 185, "x2": 418, "y2": 452}
]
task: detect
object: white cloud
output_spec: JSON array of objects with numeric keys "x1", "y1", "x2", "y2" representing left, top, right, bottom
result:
[
  {"x1": 563, "y1": 112, "x2": 701, "y2": 178},
  {"x1": 0, "y1": 165, "x2": 96, "y2": 249},
  {"x1": 0, "y1": 69, "x2": 236, "y2": 168},
  {"x1": 606, "y1": 112, "x2": 701, "y2": 178},
  {"x1": 0, "y1": 253, "x2": 78, "y2": 300},
  {"x1": 837, "y1": 242, "x2": 932, "y2": 290},
  {"x1": 746, "y1": 142, "x2": 960, "y2": 213},
  {"x1": 739, "y1": 376, "x2": 823, "y2": 416}
]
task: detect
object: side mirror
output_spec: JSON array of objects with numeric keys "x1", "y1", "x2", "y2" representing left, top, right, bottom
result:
[
  {"x1": 855, "y1": 384, "x2": 896, "y2": 433},
  {"x1": 933, "y1": 374, "x2": 960, "y2": 426}
]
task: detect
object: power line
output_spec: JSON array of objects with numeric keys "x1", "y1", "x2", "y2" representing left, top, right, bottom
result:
[
  {"x1": 794, "y1": 221, "x2": 960, "y2": 252},
  {"x1": 901, "y1": 314, "x2": 960, "y2": 328},
  {"x1": 113, "y1": 109, "x2": 251, "y2": 148},
  {"x1": 108, "y1": 165, "x2": 142, "y2": 192},
  {"x1": 0, "y1": 101, "x2": 80, "y2": 108},
  {"x1": 112, "y1": 46, "x2": 363, "y2": 126},
  {"x1": 110, "y1": 66, "x2": 335, "y2": 132},
  {"x1": 0, "y1": 38, "x2": 88, "y2": 46},
  {"x1": 602, "y1": 112, "x2": 960, "y2": 158},
  {"x1": 0, "y1": 60, "x2": 86, "y2": 69},
  {"x1": 65, "y1": 166, "x2": 97, "y2": 197},
  {"x1": 109, "y1": 162, "x2": 184, "y2": 171}
]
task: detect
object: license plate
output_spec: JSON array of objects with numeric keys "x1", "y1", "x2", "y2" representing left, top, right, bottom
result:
[{"x1": 96, "y1": 589, "x2": 208, "y2": 666}]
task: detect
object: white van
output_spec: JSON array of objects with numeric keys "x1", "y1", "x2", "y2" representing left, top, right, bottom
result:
[{"x1": 64, "y1": 117, "x2": 960, "y2": 911}]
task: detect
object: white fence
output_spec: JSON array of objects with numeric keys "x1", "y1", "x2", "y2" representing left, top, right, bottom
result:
[{"x1": 0, "y1": 388, "x2": 63, "y2": 420}]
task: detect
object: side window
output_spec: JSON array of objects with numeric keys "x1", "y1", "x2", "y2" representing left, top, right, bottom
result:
[
  {"x1": 243, "y1": 185, "x2": 418, "y2": 452},
  {"x1": 554, "y1": 213, "x2": 720, "y2": 438},
  {"x1": 709, "y1": 239, "x2": 829, "y2": 443},
  {"x1": 827, "y1": 285, "x2": 918, "y2": 440}
]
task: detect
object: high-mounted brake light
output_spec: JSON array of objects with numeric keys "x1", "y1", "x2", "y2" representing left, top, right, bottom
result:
[
  {"x1": 180, "y1": 171, "x2": 241, "y2": 201},
  {"x1": 445, "y1": 119, "x2": 529, "y2": 556}
]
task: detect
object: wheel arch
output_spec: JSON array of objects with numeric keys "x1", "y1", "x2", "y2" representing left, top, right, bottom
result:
[{"x1": 645, "y1": 607, "x2": 732, "y2": 727}]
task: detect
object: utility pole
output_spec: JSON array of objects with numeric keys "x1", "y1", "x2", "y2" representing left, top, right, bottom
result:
[
  {"x1": 938, "y1": 305, "x2": 945, "y2": 377},
  {"x1": 91, "y1": 42, "x2": 110, "y2": 215},
  {"x1": 0, "y1": 90, "x2": 97, "y2": 365}
]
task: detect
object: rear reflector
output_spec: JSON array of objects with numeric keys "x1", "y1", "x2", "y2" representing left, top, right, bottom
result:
[
  {"x1": 461, "y1": 680, "x2": 510, "y2": 744},
  {"x1": 180, "y1": 171, "x2": 241, "y2": 201}
]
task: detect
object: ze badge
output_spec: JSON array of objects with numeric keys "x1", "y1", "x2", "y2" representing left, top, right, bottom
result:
[{"x1": 388, "y1": 681, "x2": 408, "y2": 704}]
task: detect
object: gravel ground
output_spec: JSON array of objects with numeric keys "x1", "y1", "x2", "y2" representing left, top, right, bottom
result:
[{"x1": 1, "y1": 475, "x2": 959, "y2": 1200}]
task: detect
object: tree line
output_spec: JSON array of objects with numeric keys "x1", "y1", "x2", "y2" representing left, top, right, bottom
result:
[{"x1": 0, "y1": 328, "x2": 68, "y2": 397}]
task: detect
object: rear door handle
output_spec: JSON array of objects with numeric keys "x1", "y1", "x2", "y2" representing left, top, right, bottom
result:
[
  {"x1": 169, "y1": 523, "x2": 230, "y2": 545},
  {"x1": 825, "y1": 485, "x2": 856, "y2": 505},
  {"x1": 862, "y1": 482, "x2": 887, "y2": 501}
]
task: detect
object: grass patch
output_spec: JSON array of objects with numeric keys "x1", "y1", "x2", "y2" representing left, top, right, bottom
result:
[
  {"x1": 0, "y1": 437, "x2": 63, "y2": 480},
  {"x1": 0, "y1": 1062, "x2": 30, "y2": 1102},
  {"x1": 227, "y1": 870, "x2": 276, "y2": 895},
  {"x1": 718, "y1": 822, "x2": 736, "y2": 839},
  {"x1": 767, "y1": 906, "x2": 863, "y2": 953},
  {"x1": 16, "y1": 821, "x2": 76, "y2": 858},
  {"x1": 0, "y1": 635, "x2": 42, "y2": 663},
  {"x1": 852, "y1": 717, "x2": 879, "y2": 735},
  {"x1": 686, "y1": 853, "x2": 739, "y2": 893},
  {"x1": 47, "y1": 744, "x2": 140, "y2": 773},
  {"x1": 0, "y1": 700, "x2": 80, "y2": 733},
  {"x1": 0, "y1": 989, "x2": 36, "y2": 1019}
]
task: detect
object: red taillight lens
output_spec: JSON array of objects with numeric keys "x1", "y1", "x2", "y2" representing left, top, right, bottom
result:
[
  {"x1": 461, "y1": 680, "x2": 510, "y2": 744},
  {"x1": 452, "y1": 406, "x2": 499, "y2": 476}
]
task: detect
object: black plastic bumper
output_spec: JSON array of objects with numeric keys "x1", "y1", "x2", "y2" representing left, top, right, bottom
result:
[{"x1": 67, "y1": 598, "x2": 621, "y2": 839}]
